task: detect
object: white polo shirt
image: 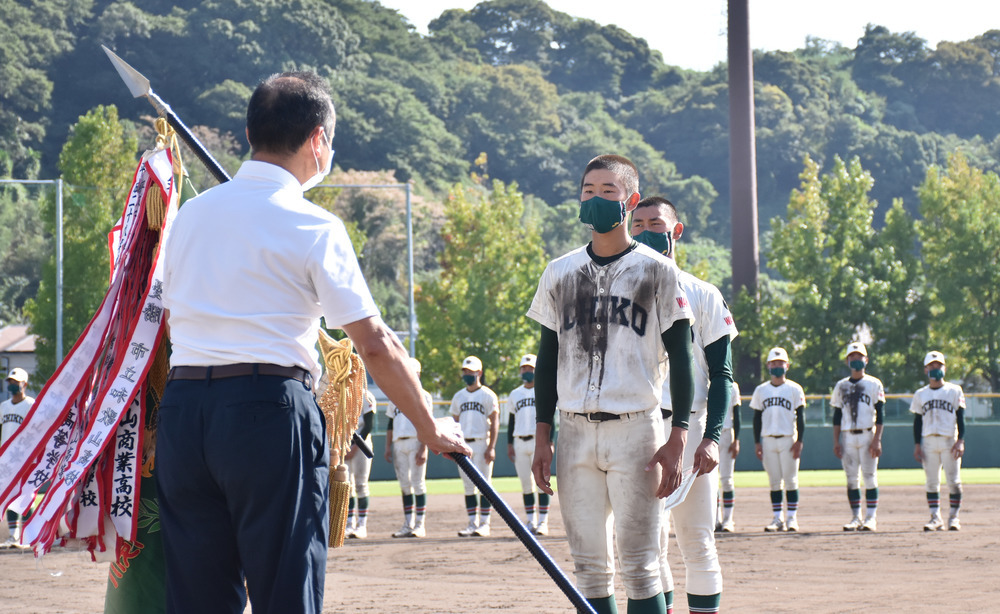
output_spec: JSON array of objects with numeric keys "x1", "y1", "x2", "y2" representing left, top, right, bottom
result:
[{"x1": 163, "y1": 161, "x2": 379, "y2": 377}]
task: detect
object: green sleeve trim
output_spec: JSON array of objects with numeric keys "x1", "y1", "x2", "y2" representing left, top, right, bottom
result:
[
  {"x1": 752, "y1": 409, "x2": 762, "y2": 443},
  {"x1": 661, "y1": 319, "x2": 694, "y2": 430},
  {"x1": 535, "y1": 325, "x2": 558, "y2": 427},
  {"x1": 913, "y1": 414, "x2": 922, "y2": 444},
  {"x1": 507, "y1": 413, "x2": 516, "y2": 444},
  {"x1": 732, "y1": 400, "x2": 741, "y2": 437},
  {"x1": 875, "y1": 400, "x2": 885, "y2": 425},
  {"x1": 957, "y1": 407, "x2": 965, "y2": 439},
  {"x1": 702, "y1": 335, "x2": 733, "y2": 443},
  {"x1": 795, "y1": 406, "x2": 805, "y2": 442}
]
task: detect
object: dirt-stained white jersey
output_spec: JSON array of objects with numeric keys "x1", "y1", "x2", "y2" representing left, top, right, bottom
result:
[
  {"x1": 910, "y1": 382, "x2": 966, "y2": 438},
  {"x1": 527, "y1": 243, "x2": 693, "y2": 414},
  {"x1": 750, "y1": 380, "x2": 806, "y2": 437},
  {"x1": 831, "y1": 374, "x2": 885, "y2": 430},
  {"x1": 449, "y1": 386, "x2": 499, "y2": 439},
  {"x1": 659, "y1": 270, "x2": 738, "y2": 410},
  {"x1": 386, "y1": 389, "x2": 433, "y2": 440},
  {"x1": 723, "y1": 382, "x2": 741, "y2": 430},
  {"x1": 506, "y1": 385, "x2": 536, "y2": 438}
]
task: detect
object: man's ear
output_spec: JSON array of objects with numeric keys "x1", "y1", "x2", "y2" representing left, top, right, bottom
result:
[
  {"x1": 672, "y1": 222, "x2": 685, "y2": 241},
  {"x1": 625, "y1": 192, "x2": 641, "y2": 211}
]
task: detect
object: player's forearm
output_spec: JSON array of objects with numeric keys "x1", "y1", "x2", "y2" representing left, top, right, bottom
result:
[
  {"x1": 535, "y1": 325, "x2": 559, "y2": 427},
  {"x1": 535, "y1": 421, "x2": 553, "y2": 445},
  {"x1": 795, "y1": 406, "x2": 805, "y2": 443},
  {"x1": 752, "y1": 410, "x2": 762, "y2": 444},
  {"x1": 956, "y1": 407, "x2": 966, "y2": 439},
  {"x1": 913, "y1": 414, "x2": 923, "y2": 444},
  {"x1": 703, "y1": 336, "x2": 733, "y2": 443},
  {"x1": 732, "y1": 403, "x2": 741, "y2": 438},
  {"x1": 488, "y1": 413, "x2": 499, "y2": 448},
  {"x1": 507, "y1": 413, "x2": 516, "y2": 445},
  {"x1": 662, "y1": 319, "x2": 694, "y2": 429}
]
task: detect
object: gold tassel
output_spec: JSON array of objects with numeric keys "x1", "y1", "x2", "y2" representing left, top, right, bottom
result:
[
  {"x1": 317, "y1": 329, "x2": 367, "y2": 547},
  {"x1": 143, "y1": 117, "x2": 187, "y2": 230}
]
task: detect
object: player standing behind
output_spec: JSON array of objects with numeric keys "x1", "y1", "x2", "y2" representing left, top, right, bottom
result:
[
  {"x1": 450, "y1": 355, "x2": 499, "y2": 537},
  {"x1": 530, "y1": 155, "x2": 696, "y2": 614},
  {"x1": 632, "y1": 196, "x2": 735, "y2": 614},
  {"x1": 831, "y1": 342, "x2": 886, "y2": 532},
  {"x1": 506, "y1": 354, "x2": 549, "y2": 535},
  {"x1": 910, "y1": 351, "x2": 966, "y2": 531},
  {"x1": 385, "y1": 357, "x2": 432, "y2": 538},
  {"x1": 716, "y1": 381, "x2": 741, "y2": 533},
  {"x1": 345, "y1": 388, "x2": 377, "y2": 539},
  {"x1": 1, "y1": 368, "x2": 34, "y2": 548},
  {"x1": 750, "y1": 348, "x2": 806, "y2": 532}
]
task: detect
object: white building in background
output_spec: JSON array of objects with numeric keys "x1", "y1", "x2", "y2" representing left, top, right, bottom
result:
[{"x1": 0, "y1": 324, "x2": 37, "y2": 401}]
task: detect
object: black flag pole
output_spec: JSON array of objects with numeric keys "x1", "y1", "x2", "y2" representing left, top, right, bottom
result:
[{"x1": 102, "y1": 45, "x2": 231, "y2": 184}]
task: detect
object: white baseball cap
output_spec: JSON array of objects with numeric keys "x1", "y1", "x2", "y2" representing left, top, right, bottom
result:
[
  {"x1": 520, "y1": 354, "x2": 537, "y2": 368},
  {"x1": 923, "y1": 351, "x2": 946, "y2": 366},
  {"x1": 844, "y1": 342, "x2": 868, "y2": 359},
  {"x1": 462, "y1": 355, "x2": 483, "y2": 372},
  {"x1": 766, "y1": 347, "x2": 789, "y2": 363},
  {"x1": 6, "y1": 367, "x2": 28, "y2": 383}
]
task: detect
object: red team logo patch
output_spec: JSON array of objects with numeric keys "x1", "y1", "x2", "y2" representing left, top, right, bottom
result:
[
  {"x1": 724, "y1": 316, "x2": 734, "y2": 325},
  {"x1": 677, "y1": 297, "x2": 688, "y2": 308}
]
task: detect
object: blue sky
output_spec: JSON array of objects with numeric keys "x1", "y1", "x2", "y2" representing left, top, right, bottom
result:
[{"x1": 376, "y1": 0, "x2": 1000, "y2": 71}]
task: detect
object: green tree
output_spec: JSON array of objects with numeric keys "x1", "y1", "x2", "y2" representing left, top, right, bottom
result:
[
  {"x1": 24, "y1": 105, "x2": 138, "y2": 381},
  {"x1": 0, "y1": 184, "x2": 49, "y2": 325},
  {"x1": 416, "y1": 179, "x2": 546, "y2": 396},
  {"x1": 918, "y1": 152, "x2": 1000, "y2": 391}
]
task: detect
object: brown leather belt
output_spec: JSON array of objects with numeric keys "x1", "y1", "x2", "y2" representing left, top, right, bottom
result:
[
  {"x1": 167, "y1": 363, "x2": 311, "y2": 385},
  {"x1": 585, "y1": 412, "x2": 620, "y2": 422},
  {"x1": 848, "y1": 428, "x2": 873, "y2": 434},
  {"x1": 517, "y1": 435, "x2": 534, "y2": 441}
]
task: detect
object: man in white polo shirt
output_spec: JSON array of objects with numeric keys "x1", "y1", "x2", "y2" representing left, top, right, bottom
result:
[{"x1": 158, "y1": 71, "x2": 469, "y2": 614}]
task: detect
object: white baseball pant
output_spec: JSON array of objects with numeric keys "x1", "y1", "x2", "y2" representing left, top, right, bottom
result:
[
  {"x1": 392, "y1": 437, "x2": 427, "y2": 495},
  {"x1": 840, "y1": 430, "x2": 878, "y2": 490},
  {"x1": 921, "y1": 434, "x2": 962, "y2": 493},
  {"x1": 718, "y1": 429, "x2": 735, "y2": 493},
  {"x1": 761, "y1": 436, "x2": 799, "y2": 491},
  {"x1": 557, "y1": 409, "x2": 664, "y2": 600},
  {"x1": 658, "y1": 404, "x2": 722, "y2": 597},
  {"x1": 459, "y1": 437, "x2": 493, "y2": 495},
  {"x1": 513, "y1": 437, "x2": 536, "y2": 494},
  {"x1": 348, "y1": 436, "x2": 373, "y2": 498}
]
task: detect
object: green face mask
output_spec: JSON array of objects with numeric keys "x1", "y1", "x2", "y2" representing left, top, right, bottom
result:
[
  {"x1": 462, "y1": 374, "x2": 477, "y2": 387},
  {"x1": 579, "y1": 196, "x2": 627, "y2": 234},
  {"x1": 633, "y1": 230, "x2": 672, "y2": 256},
  {"x1": 928, "y1": 368, "x2": 944, "y2": 381},
  {"x1": 769, "y1": 367, "x2": 786, "y2": 378},
  {"x1": 849, "y1": 359, "x2": 865, "y2": 371}
]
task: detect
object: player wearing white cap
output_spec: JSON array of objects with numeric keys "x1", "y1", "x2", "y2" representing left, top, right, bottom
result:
[
  {"x1": 385, "y1": 357, "x2": 432, "y2": 537},
  {"x1": 450, "y1": 355, "x2": 499, "y2": 537},
  {"x1": 632, "y1": 196, "x2": 736, "y2": 614},
  {"x1": 530, "y1": 155, "x2": 696, "y2": 614},
  {"x1": 716, "y1": 381, "x2": 742, "y2": 533},
  {"x1": 750, "y1": 347, "x2": 806, "y2": 532},
  {"x1": 345, "y1": 388, "x2": 377, "y2": 539},
  {"x1": 910, "y1": 351, "x2": 966, "y2": 531},
  {"x1": 1, "y1": 368, "x2": 33, "y2": 548},
  {"x1": 831, "y1": 342, "x2": 886, "y2": 532},
  {"x1": 506, "y1": 354, "x2": 549, "y2": 534}
]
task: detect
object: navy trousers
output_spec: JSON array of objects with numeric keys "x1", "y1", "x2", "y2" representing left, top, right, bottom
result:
[{"x1": 155, "y1": 374, "x2": 329, "y2": 614}]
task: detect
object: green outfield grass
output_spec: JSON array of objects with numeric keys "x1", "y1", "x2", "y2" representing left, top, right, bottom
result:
[{"x1": 366, "y1": 467, "x2": 1000, "y2": 497}]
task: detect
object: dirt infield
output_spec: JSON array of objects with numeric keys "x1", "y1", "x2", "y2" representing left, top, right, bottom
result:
[{"x1": 1, "y1": 484, "x2": 996, "y2": 613}]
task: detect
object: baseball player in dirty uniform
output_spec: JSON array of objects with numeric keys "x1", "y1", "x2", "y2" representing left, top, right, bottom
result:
[
  {"x1": 506, "y1": 354, "x2": 550, "y2": 535},
  {"x1": 831, "y1": 341, "x2": 886, "y2": 532},
  {"x1": 450, "y1": 355, "x2": 500, "y2": 537},
  {"x1": 385, "y1": 357, "x2": 431, "y2": 537},
  {"x1": 751, "y1": 347, "x2": 806, "y2": 532},
  {"x1": 716, "y1": 381, "x2": 741, "y2": 533},
  {"x1": 530, "y1": 155, "x2": 696, "y2": 614},
  {"x1": 633, "y1": 196, "x2": 736, "y2": 614},
  {"x1": 345, "y1": 389, "x2": 376, "y2": 538},
  {"x1": 910, "y1": 351, "x2": 966, "y2": 531}
]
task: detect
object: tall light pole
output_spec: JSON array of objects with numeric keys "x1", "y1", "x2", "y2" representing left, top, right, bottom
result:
[{"x1": 728, "y1": 0, "x2": 760, "y2": 382}]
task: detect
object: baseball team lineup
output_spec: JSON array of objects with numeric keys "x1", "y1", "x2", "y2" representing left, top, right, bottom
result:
[{"x1": 0, "y1": 71, "x2": 974, "y2": 614}]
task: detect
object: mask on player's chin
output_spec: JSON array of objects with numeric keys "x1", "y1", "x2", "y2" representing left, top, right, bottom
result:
[
  {"x1": 521, "y1": 372, "x2": 535, "y2": 383},
  {"x1": 579, "y1": 196, "x2": 627, "y2": 234},
  {"x1": 633, "y1": 230, "x2": 673, "y2": 256}
]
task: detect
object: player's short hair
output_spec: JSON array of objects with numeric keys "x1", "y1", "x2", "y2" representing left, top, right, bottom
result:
[
  {"x1": 580, "y1": 154, "x2": 639, "y2": 197},
  {"x1": 635, "y1": 196, "x2": 679, "y2": 225},
  {"x1": 247, "y1": 71, "x2": 335, "y2": 156}
]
